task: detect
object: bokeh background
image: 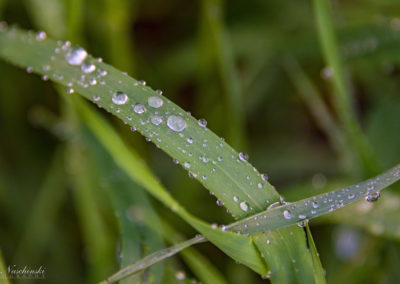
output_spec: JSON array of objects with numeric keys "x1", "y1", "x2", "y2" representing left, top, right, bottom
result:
[{"x1": 1, "y1": 0, "x2": 400, "y2": 283}]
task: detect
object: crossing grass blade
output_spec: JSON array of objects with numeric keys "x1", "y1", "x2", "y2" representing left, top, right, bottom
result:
[
  {"x1": 305, "y1": 223, "x2": 326, "y2": 284},
  {"x1": 0, "y1": 26, "x2": 315, "y2": 282},
  {"x1": 100, "y1": 163, "x2": 399, "y2": 281}
]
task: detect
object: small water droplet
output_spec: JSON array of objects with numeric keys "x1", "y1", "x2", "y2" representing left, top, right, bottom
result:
[
  {"x1": 233, "y1": 196, "x2": 238, "y2": 202},
  {"x1": 167, "y1": 115, "x2": 187, "y2": 132},
  {"x1": 257, "y1": 183, "x2": 263, "y2": 189},
  {"x1": 365, "y1": 192, "x2": 380, "y2": 202},
  {"x1": 148, "y1": 96, "x2": 163, "y2": 108},
  {"x1": 312, "y1": 201, "x2": 319, "y2": 209},
  {"x1": 240, "y1": 201, "x2": 249, "y2": 212},
  {"x1": 216, "y1": 199, "x2": 223, "y2": 206},
  {"x1": 239, "y1": 152, "x2": 249, "y2": 162},
  {"x1": 184, "y1": 162, "x2": 191, "y2": 169},
  {"x1": 156, "y1": 89, "x2": 163, "y2": 95},
  {"x1": 261, "y1": 173, "x2": 269, "y2": 181},
  {"x1": 67, "y1": 88, "x2": 74, "y2": 94},
  {"x1": 36, "y1": 31, "x2": 47, "y2": 41},
  {"x1": 81, "y1": 62, "x2": 96, "y2": 73},
  {"x1": 175, "y1": 271, "x2": 186, "y2": 280},
  {"x1": 151, "y1": 115, "x2": 163, "y2": 125},
  {"x1": 26, "y1": 66, "x2": 33, "y2": 73},
  {"x1": 65, "y1": 47, "x2": 88, "y2": 66},
  {"x1": 198, "y1": 119, "x2": 207, "y2": 127},
  {"x1": 93, "y1": 95, "x2": 100, "y2": 101},
  {"x1": 133, "y1": 103, "x2": 146, "y2": 114},
  {"x1": 283, "y1": 210, "x2": 292, "y2": 219},
  {"x1": 112, "y1": 91, "x2": 128, "y2": 105}
]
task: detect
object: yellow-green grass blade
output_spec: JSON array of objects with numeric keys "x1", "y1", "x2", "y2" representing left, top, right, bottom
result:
[{"x1": 0, "y1": 250, "x2": 10, "y2": 284}]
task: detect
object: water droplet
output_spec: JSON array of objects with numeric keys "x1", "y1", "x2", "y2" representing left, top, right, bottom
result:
[
  {"x1": 65, "y1": 47, "x2": 88, "y2": 66},
  {"x1": 81, "y1": 62, "x2": 96, "y2": 73},
  {"x1": 216, "y1": 200, "x2": 223, "y2": 206},
  {"x1": 233, "y1": 196, "x2": 238, "y2": 202},
  {"x1": 175, "y1": 271, "x2": 186, "y2": 280},
  {"x1": 156, "y1": 89, "x2": 163, "y2": 95},
  {"x1": 130, "y1": 126, "x2": 137, "y2": 132},
  {"x1": 365, "y1": 192, "x2": 380, "y2": 202},
  {"x1": 312, "y1": 201, "x2": 319, "y2": 209},
  {"x1": 133, "y1": 103, "x2": 146, "y2": 114},
  {"x1": 26, "y1": 66, "x2": 33, "y2": 73},
  {"x1": 112, "y1": 92, "x2": 128, "y2": 105},
  {"x1": 184, "y1": 162, "x2": 191, "y2": 169},
  {"x1": 93, "y1": 95, "x2": 100, "y2": 101},
  {"x1": 67, "y1": 88, "x2": 74, "y2": 94},
  {"x1": 348, "y1": 193, "x2": 355, "y2": 200},
  {"x1": 239, "y1": 152, "x2": 248, "y2": 162},
  {"x1": 217, "y1": 156, "x2": 223, "y2": 162},
  {"x1": 261, "y1": 173, "x2": 269, "y2": 181},
  {"x1": 186, "y1": 137, "x2": 193, "y2": 144},
  {"x1": 283, "y1": 210, "x2": 292, "y2": 219},
  {"x1": 89, "y1": 78, "x2": 97, "y2": 85},
  {"x1": 198, "y1": 119, "x2": 207, "y2": 127},
  {"x1": 151, "y1": 115, "x2": 163, "y2": 125},
  {"x1": 257, "y1": 183, "x2": 263, "y2": 189},
  {"x1": 36, "y1": 31, "x2": 46, "y2": 41},
  {"x1": 148, "y1": 96, "x2": 163, "y2": 108},
  {"x1": 167, "y1": 115, "x2": 187, "y2": 132},
  {"x1": 298, "y1": 214, "x2": 306, "y2": 219},
  {"x1": 240, "y1": 201, "x2": 249, "y2": 212}
]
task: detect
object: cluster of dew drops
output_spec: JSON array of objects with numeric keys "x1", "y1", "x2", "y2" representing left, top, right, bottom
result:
[{"x1": 20, "y1": 31, "x2": 277, "y2": 216}]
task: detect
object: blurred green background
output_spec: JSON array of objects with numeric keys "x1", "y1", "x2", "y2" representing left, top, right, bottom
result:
[{"x1": 1, "y1": 0, "x2": 400, "y2": 283}]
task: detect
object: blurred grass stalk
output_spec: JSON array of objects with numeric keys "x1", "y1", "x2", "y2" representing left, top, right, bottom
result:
[
  {"x1": 199, "y1": 0, "x2": 247, "y2": 149},
  {"x1": 283, "y1": 56, "x2": 351, "y2": 170},
  {"x1": 313, "y1": 0, "x2": 379, "y2": 176}
]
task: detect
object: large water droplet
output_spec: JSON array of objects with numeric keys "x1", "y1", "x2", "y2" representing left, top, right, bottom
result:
[
  {"x1": 133, "y1": 103, "x2": 146, "y2": 114},
  {"x1": 240, "y1": 201, "x2": 249, "y2": 212},
  {"x1": 148, "y1": 96, "x2": 163, "y2": 108},
  {"x1": 65, "y1": 47, "x2": 88, "y2": 66},
  {"x1": 112, "y1": 92, "x2": 128, "y2": 105},
  {"x1": 167, "y1": 115, "x2": 187, "y2": 132},
  {"x1": 283, "y1": 210, "x2": 292, "y2": 219},
  {"x1": 81, "y1": 62, "x2": 96, "y2": 73}
]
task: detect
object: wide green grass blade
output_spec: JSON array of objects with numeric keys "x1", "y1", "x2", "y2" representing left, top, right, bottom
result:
[
  {"x1": 0, "y1": 26, "x2": 315, "y2": 282},
  {"x1": 305, "y1": 223, "x2": 326, "y2": 284},
  {"x1": 313, "y1": 0, "x2": 378, "y2": 176}
]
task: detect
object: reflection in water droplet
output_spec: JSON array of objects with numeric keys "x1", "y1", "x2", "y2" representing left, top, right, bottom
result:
[
  {"x1": 283, "y1": 210, "x2": 292, "y2": 219},
  {"x1": 148, "y1": 96, "x2": 163, "y2": 108},
  {"x1": 198, "y1": 119, "x2": 207, "y2": 127},
  {"x1": 240, "y1": 201, "x2": 249, "y2": 212},
  {"x1": 65, "y1": 47, "x2": 88, "y2": 65},
  {"x1": 151, "y1": 115, "x2": 163, "y2": 125},
  {"x1": 167, "y1": 115, "x2": 186, "y2": 132},
  {"x1": 112, "y1": 92, "x2": 128, "y2": 105},
  {"x1": 365, "y1": 192, "x2": 380, "y2": 202},
  {"x1": 81, "y1": 62, "x2": 96, "y2": 73},
  {"x1": 133, "y1": 103, "x2": 146, "y2": 114},
  {"x1": 239, "y1": 152, "x2": 248, "y2": 162}
]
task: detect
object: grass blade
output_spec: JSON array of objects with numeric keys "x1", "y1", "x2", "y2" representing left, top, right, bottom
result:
[
  {"x1": 305, "y1": 223, "x2": 326, "y2": 284},
  {"x1": 313, "y1": 0, "x2": 378, "y2": 176},
  {"x1": 101, "y1": 236, "x2": 205, "y2": 284}
]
